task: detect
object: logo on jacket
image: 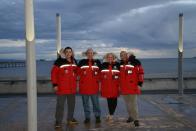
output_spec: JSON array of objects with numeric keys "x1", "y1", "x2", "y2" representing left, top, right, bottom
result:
[
  {"x1": 128, "y1": 70, "x2": 132, "y2": 74},
  {"x1": 94, "y1": 71, "x2": 98, "y2": 76},
  {"x1": 104, "y1": 75, "x2": 107, "y2": 79},
  {"x1": 64, "y1": 69, "x2": 68, "y2": 74},
  {"x1": 113, "y1": 74, "x2": 119, "y2": 79}
]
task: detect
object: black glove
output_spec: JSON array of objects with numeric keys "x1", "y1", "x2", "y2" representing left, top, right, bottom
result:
[
  {"x1": 52, "y1": 83, "x2": 58, "y2": 88},
  {"x1": 138, "y1": 82, "x2": 143, "y2": 87}
]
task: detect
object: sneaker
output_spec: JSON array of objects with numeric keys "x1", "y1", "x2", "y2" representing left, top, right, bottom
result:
[
  {"x1": 84, "y1": 118, "x2": 90, "y2": 124},
  {"x1": 95, "y1": 116, "x2": 101, "y2": 123},
  {"x1": 106, "y1": 115, "x2": 113, "y2": 122},
  {"x1": 67, "y1": 118, "x2": 79, "y2": 125},
  {"x1": 134, "y1": 120, "x2": 140, "y2": 127},
  {"x1": 54, "y1": 121, "x2": 62, "y2": 128},
  {"x1": 126, "y1": 117, "x2": 134, "y2": 123}
]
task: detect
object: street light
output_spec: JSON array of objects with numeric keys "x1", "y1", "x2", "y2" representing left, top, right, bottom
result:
[
  {"x1": 25, "y1": 0, "x2": 37, "y2": 130},
  {"x1": 178, "y1": 13, "x2": 184, "y2": 95},
  {"x1": 56, "y1": 13, "x2": 61, "y2": 58}
]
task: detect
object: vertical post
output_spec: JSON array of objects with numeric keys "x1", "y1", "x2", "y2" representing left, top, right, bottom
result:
[
  {"x1": 25, "y1": 0, "x2": 37, "y2": 131},
  {"x1": 56, "y1": 13, "x2": 61, "y2": 58},
  {"x1": 178, "y1": 13, "x2": 184, "y2": 95}
]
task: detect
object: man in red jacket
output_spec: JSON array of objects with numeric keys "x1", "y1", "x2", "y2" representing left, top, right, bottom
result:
[
  {"x1": 78, "y1": 48, "x2": 101, "y2": 124},
  {"x1": 119, "y1": 51, "x2": 144, "y2": 127},
  {"x1": 51, "y1": 47, "x2": 78, "y2": 128}
]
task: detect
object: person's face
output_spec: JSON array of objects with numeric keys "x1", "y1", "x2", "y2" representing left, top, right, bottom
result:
[
  {"x1": 64, "y1": 49, "x2": 73, "y2": 59},
  {"x1": 120, "y1": 51, "x2": 128, "y2": 61},
  {"x1": 86, "y1": 50, "x2": 94, "y2": 60},
  {"x1": 107, "y1": 54, "x2": 114, "y2": 63}
]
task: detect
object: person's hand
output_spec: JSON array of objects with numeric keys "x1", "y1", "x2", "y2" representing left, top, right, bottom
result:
[
  {"x1": 138, "y1": 82, "x2": 143, "y2": 87},
  {"x1": 53, "y1": 86, "x2": 58, "y2": 91}
]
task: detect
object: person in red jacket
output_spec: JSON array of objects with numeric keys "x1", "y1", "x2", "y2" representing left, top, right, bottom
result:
[
  {"x1": 100, "y1": 53, "x2": 120, "y2": 121},
  {"x1": 51, "y1": 47, "x2": 78, "y2": 128},
  {"x1": 78, "y1": 48, "x2": 101, "y2": 124},
  {"x1": 119, "y1": 51, "x2": 144, "y2": 127}
]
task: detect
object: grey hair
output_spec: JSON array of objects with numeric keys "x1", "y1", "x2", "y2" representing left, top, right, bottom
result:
[{"x1": 81, "y1": 48, "x2": 98, "y2": 57}]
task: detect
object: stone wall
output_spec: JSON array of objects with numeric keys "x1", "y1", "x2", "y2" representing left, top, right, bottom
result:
[{"x1": 0, "y1": 76, "x2": 196, "y2": 94}]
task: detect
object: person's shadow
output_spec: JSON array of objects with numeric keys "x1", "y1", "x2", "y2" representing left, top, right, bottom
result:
[
  {"x1": 55, "y1": 122, "x2": 102, "y2": 131},
  {"x1": 55, "y1": 124, "x2": 79, "y2": 131}
]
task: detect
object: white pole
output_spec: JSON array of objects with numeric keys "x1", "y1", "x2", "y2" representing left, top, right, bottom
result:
[
  {"x1": 25, "y1": 0, "x2": 37, "y2": 130},
  {"x1": 178, "y1": 13, "x2": 184, "y2": 95},
  {"x1": 56, "y1": 13, "x2": 61, "y2": 57}
]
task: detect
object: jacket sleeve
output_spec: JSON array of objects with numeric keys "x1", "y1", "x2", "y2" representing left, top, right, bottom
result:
[
  {"x1": 51, "y1": 65, "x2": 59, "y2": 87},
  {"x1": 77, "y1": 60, "x2": 83, "y2": 77},
  {"x1": 138, "y1": 65, "x2": 144, "y2": 82},
  {"x1": 97, "y1": 60, "x2": 103, "y2": 81}
]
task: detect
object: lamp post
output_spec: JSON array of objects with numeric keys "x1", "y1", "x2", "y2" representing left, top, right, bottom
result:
[
  {"x1": 56, "y1": 13, "x2": 61, "y2": 57},
  {"x1": 25, "y1": 0, "x2": 37, "y2": 130},
  {"x1": 178, "y1": 13, "x2": 184, "y2": 95}
]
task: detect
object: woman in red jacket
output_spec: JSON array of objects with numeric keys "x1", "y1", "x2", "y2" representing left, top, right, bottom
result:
[
  {"x1": 51, "y1": 47, "x2": 78, "y2": 128},
  {"x1": 100, "y1": 53, "x2": 120, "y2": 121},
  {"x1": 78, "y1": 48, "x2": 101, "y2": 124},
  {"x1": 119, "y1": 51, "x2": 144, "y2": 127}
]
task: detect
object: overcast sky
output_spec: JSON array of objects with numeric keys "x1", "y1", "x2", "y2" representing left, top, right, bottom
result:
[{"x1": 0, "y1": 0, "x2": 196, "y2": 59}]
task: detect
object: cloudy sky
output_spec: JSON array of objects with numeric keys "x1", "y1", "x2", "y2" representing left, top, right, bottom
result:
[{"x1": 0, "y1": 0, "x2": 196, "y2": 59}]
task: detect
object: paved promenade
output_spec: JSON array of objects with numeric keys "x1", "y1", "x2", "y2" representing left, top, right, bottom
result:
[{"x1": 0, "y1": 94, "x2": 196, "y2": 131}]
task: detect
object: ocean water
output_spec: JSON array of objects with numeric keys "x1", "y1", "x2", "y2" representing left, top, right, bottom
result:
[{"x1": 0, "y1": 58, "x2": 196, "y2": 78}]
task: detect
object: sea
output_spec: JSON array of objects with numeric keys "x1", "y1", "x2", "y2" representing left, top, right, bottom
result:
[{"x1": 0, "y1": 58, "x2": 196, "y2": 78}]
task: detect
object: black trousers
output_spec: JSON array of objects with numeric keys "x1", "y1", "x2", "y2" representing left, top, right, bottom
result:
[{"x1": 107, "y1": 98, "x2": 117, "y2": 115}]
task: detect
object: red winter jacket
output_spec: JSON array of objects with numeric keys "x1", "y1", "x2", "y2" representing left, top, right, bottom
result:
[
  {"x1": 120, "y1": 59, "x2": 144, "y2": 95},
  {"x1": 100, "y1": 62, "x2": 120, "y2": 98},
  {"x1": 78, "y1": 59, "x2": 101, "y2": 95},
  {"x1": 51, "y1": 58, "x2": 78, "y2": 95}
]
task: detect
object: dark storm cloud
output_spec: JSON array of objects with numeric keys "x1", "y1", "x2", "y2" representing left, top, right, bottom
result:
[
  {"x1": 90, "y1": 0, "x2": 196, "y2": 50},
  {"x1": 0, "y1": 0, "x2": 171, "y2": 39},
  {"x1": 0, "y1": 0, "x2": 196, "y2": 59},
  {"x1": 0, "y1": 1, "x2": 24, "y2": 39}
]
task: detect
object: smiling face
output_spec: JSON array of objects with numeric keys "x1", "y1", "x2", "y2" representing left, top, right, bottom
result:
[
  {"x1": 120, "y1": 51, "x2": 128, "y2": 62},
  {"x1": 107, "y1": 53, "x2": 114, "y2": 64},
  {"x1": 86, "y1": 49, "x2": 94, "y2": 60},
  {"x1": 64, "y1": 49, "x2": 73, "y2": 59}
]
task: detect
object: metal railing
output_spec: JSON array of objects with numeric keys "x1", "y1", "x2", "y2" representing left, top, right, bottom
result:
[{"x1": 0, "y1": 62, "x2": 25, "y2": 68}]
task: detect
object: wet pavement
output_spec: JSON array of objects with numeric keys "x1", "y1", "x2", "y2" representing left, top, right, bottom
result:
[{"x1": 0, "y1": 94, "x2": 196, "y2": 131}]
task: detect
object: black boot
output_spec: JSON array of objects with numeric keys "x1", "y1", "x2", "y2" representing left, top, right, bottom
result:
[
  {"x1": 67, "y1": 118, "x2": 79, "y2": 125},
  {"x1": 84, "y1": 118, "x2": 90, "y2": 124},
  {"x1": 134, "y1": 120, "x2": 140, "y2": 127},
  {"x1": 126, "y1": 117, "x2": 134, "y2": 123},
  {"x1": 96, "y1": 116, "x2": 101, "y2": 123},
  {"x1": 54, "y1": 121, "x2": 62, "y2": 128}
]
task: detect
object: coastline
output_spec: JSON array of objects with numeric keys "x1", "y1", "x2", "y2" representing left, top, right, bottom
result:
[{"x1": 0, "y1": 72, "x2": 196, "y2": 94}]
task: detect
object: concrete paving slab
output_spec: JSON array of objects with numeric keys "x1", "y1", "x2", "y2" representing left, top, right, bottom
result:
[{"x1": 0, "y1": 94, "x2": 196, "y2": 131}]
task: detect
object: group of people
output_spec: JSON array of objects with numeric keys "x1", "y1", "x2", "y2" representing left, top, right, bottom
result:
[{"x1": 51, "y1": 47, "x2": 144, "y2": 129}]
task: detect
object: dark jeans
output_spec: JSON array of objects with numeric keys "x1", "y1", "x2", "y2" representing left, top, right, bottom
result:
[
  {"x1": 107, "y1": 98, "x2": 117, "y2": 115},
  {"x1": 55, "y1": 94, "x2": 75, "y2": 123},
  {"x1": 82, "y1": 94, "x2": 101, "y2": 119}
]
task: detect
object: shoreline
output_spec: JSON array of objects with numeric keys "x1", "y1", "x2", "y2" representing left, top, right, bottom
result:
[
  {"x1": 0, "y1": 73, "x2": 196, "y2": 94},
  {"x1": 0, "y1": 72, "x2": 196, "y2": 80}
]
